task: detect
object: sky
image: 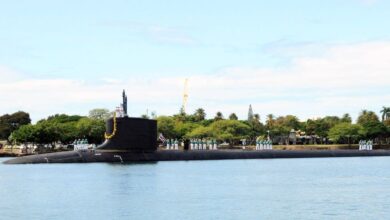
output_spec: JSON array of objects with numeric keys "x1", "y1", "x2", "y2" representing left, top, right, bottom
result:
[{"x1": 1, "y1": 0, "x2": 389, "y2": 122}]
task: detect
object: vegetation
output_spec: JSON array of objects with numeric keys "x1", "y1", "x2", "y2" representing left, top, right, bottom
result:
[
  {"x1": 0, "y1": 111, "x2": 31, "y2": 140},
  {"x1": 6, "y1": 110, "x2": 107, "y2": 145},
  {"x1": 156, "y1": 107, "x2": 390, "y2": 145},
  {"x1": 1, "y1": 106, "x2": 390, "y2": 146}
]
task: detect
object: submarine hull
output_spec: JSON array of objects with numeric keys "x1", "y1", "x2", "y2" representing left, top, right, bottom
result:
[
  {"x1": 5, "y1": 114, "x2": 390, "y2": 165},
  {"x1": 4, "y1": 149, "x2": 390, "y2": 164}
]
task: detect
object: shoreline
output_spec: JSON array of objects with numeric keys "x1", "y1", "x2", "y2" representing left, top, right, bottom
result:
[{"x1": 2, "y1": 144, "x2": 390, "y2": 158}]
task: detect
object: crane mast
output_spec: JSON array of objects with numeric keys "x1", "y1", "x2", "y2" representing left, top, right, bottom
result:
[{"x1": 182, "y1": 78, "x2": 189, "y2": 113}]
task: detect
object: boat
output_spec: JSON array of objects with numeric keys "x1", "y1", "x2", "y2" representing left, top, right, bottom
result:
[{"x1": 4, "y1": 91, "x2": 390, "y2": 164}]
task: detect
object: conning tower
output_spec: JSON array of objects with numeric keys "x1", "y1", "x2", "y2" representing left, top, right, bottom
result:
[{"x1": 97, "y1": 90, "x2": 157, "y2": 152}]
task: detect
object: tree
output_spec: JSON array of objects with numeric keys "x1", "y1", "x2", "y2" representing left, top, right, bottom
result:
[
  {"x1": 193, "y1": 108, "x2": 206, "y2": 122},
  {"x1": 9, "y1": 124, "x2": 36, "y2": 143},
  {"x1": 89, "y1": 108, "x2": 110, "y2": 120},
  {"x1": 186, "y1": 126, "x2": 212, "y2": 138},
  {"x1": 209, "y1": 120, "x2": 250, "y2": 144},
  {"x1": 246, "y1": 113, "x2": 264, "y2": 141},
  {"x1": 359, "y1": 121, "x2": 388, "y2": 140},
  {"x1": 0, "y1": 111, "x2": 31, "y2": 140},
  {"x1": 141, "y1": 114, "x2": 150, "y2": 119},
  {"x1": 214, "y1": 112, "x2": 224, "y2": 121},
  {"x1": 186, "y1": 120, "x2": 250, "y2": 144},
  {"x1": 380, "y1": 106, "x2": 390, "y2": 122},
  {"x1": 268, "y1": 115, "x2": 301, "y2": 136},
  {"x1": 341, "y1": 113, "x2": 352, "y2": 123},
  {"x1": 174, "y1": 121, "x2": 199, "y2": 138},
  {"x1": 357, "y1": 110, "x2": 379, "y2": 125},
  {"x1": 157, "y1": 116, "x2": 177, "y2": 138},
  {"x1": 254, "y1": 114, "x2": 260, "y2": 122},
  {"x1": 265, "y1": 114, "x2": 275, "y2": 129},
  {"x1": 150, "y1": 111, "x2": 157, "y2": 119},
  {"x1": 328, "y1": 123, "x2": 363, "y2": 145},
  {"x1": 315, "y1": 116, "x2": 342, "y2": 138},
  {"x1": 10, "y1": 114, "x2": 106, "y2": 145},
  {"x1": 44, "y1": 114, "x2": 83, "y2": 124},
  {"x1": 76, "y1": 118, "x2": 106, "y2": 144},
  {"x1": 173, "y1": 107, "x2": 188, "y2": 122},
  {"x1": 229, "y1": 113, "x2": 238, "y2": 120}
]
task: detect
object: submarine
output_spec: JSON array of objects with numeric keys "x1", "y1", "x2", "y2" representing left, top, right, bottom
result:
[{"x1": 4, "y1": 91, "x2": 390, "y2": 164}]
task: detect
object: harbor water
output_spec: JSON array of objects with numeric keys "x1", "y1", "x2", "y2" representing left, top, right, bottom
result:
[{"x1": 1, "y1": 156, "x2": 390, "y2": 219}]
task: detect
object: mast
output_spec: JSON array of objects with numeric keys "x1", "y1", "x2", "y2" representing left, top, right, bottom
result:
[{"x1": 122, "y1": 89, "x2": 128, "y2": 116}]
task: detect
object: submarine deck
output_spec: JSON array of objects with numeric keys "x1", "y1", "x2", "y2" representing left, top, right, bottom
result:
[{"x1": 4, "y1": 149, "x2": 390, "y2": 164}]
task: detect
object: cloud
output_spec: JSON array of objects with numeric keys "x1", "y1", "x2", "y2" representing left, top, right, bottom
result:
[
  {"x1": 359, "y1": 0, "x2": 378, "y2": 6},
  {"x1": 1, "y1": 41, "x2": 389, "y2": 122},
  {"x1": 101, "y1": 21, "x2": 195, "y2": 45},
  {"x1": 0, "y1": 65, "x2": 25, "y2": 82}
]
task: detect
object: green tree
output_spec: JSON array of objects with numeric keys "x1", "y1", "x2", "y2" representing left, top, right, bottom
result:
[
  {"x1": 269, "y1": 115, "x2": 300, "y2": 136},
  {"x1": 186, "y1": 126, "x2": 212, "y2": 138},
  {"x1": 214, "y1": 112, "x2": 224, "y2": 121},
  {"x1": 229, "y1": 113, "x2": 238, "y2": 120},
  {"x1": 380, "y1": 106, "x2": 390, "y2": 122},
  {"x1": 10, "y1": 124, "x2": 36, "y2": 143},
  {"x1": 328, "y1": 123, "x2": 363, "y2": 145},
  {"x1": 76, "y1": 118, "x2": 105, "y2": 144},
  {"x1": 341, "y1": 113, "x2": 352, "y2": 123},
  {"x1": 254, "y1": 114, "x2": 260, "y2": 122},
  {"x1": 186, "y1": 120, "x2": 250, "y2": 145},
  {"x1": 210, "y1": 120, "x2": 250, "y2": 144},
  {"x1": 157, "y1": 116, "x2": 177, "y2": 138},
  {"x1": 174, "y1": 121, "x2": 199, "y2": 138},
  {"x1": 44, "y1": 114, "x2": 83, "y2": 124},
  {"x1": 265, "y1": 114, "x2": 275, "y2": 129},
  {"x1": 357, "y1": 110, "x2": 380, "y2": 125},
  {"x1": 0, "y1": 111, "x2": 31, "y2": 140},
  {"x1": 10, "y1": 113, "x2": 106, "y2": 145},
  {"x1": 193, "y1": 108, "x2": 206, "y2": 122},
  {"x1": 302, "y1": 116, "x2": 345, "y2": 143}
]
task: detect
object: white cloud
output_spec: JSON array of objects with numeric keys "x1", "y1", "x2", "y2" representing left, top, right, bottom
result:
[
  {"x1": 101, "y1": 21, "x2": 195, "y2": 45},
  {"x1": 1, "y1": 41, "x2": 389, "y2": 122},
  {"x1": 359, "y1": 0, "x2": 378, "y2": 6}
]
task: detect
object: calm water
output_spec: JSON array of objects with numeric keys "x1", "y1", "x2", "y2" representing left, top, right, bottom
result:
[{"x1": 1, "y1": 157, "x2": 390, "y2": 220}]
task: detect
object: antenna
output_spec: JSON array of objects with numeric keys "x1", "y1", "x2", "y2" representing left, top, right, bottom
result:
[{"x1": 122, "y1": 90, "x2": 128, "y2": 116}]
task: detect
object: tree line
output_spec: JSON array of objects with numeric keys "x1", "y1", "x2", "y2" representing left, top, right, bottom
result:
[
  {"x1": 1, "y1": 109, "x2": 110, "y2": 145},
  {"x1": 1, "y1": 106, "x2": 390, "y2": 146},
  {"x1": 156, "y1": 107, "x2": 390, "y2": 145}
]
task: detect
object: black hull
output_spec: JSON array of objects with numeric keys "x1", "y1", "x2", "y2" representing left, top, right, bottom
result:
[{"x1": 4, "y1": 149, "x2": 390, "y2": 164}]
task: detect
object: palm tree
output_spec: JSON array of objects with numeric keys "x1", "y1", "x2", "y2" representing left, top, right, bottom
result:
[
  {"x1": 266, "y1": 114, "x2": 275, "y2": 128},
  {"x1": 254, "y1": 114, "x2": 260, "y2": 122},
  {"x1": 341, "y1": 113, "x2": 352, "y2": 123},
  {"x1": 380, "y1": 106, "x2": 390, "y2": 122},
  {"x1": 193, "y1": 108, "x2": 206, "y2": 121},
  {"x1": 229, "y1": 113, "x2": 238, "y2": 120},
  {"x1": 357, "y1": 109, "x2": 380, "y2": 125},
  {"x1": 214, "y1": 112, "x2": 224, "y2": 121}
]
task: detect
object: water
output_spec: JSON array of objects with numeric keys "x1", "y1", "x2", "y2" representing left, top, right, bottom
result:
[{"x1": 1, "y1": 157, "x2": 390, "y2": 220}]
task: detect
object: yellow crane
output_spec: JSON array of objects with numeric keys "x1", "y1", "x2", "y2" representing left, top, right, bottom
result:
[{"x1": 182, "y1": 78, "x2": 189, "y2": 113}]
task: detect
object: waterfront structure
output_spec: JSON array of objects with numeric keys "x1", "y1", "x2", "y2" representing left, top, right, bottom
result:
[{"x1": 4, "y1": 91, "x2": 390, "y2": 164}]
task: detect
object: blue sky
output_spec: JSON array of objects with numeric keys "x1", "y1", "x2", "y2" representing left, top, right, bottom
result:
[{"x1": 1, "y1": 0, "x2": 390, "y2": 122}]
